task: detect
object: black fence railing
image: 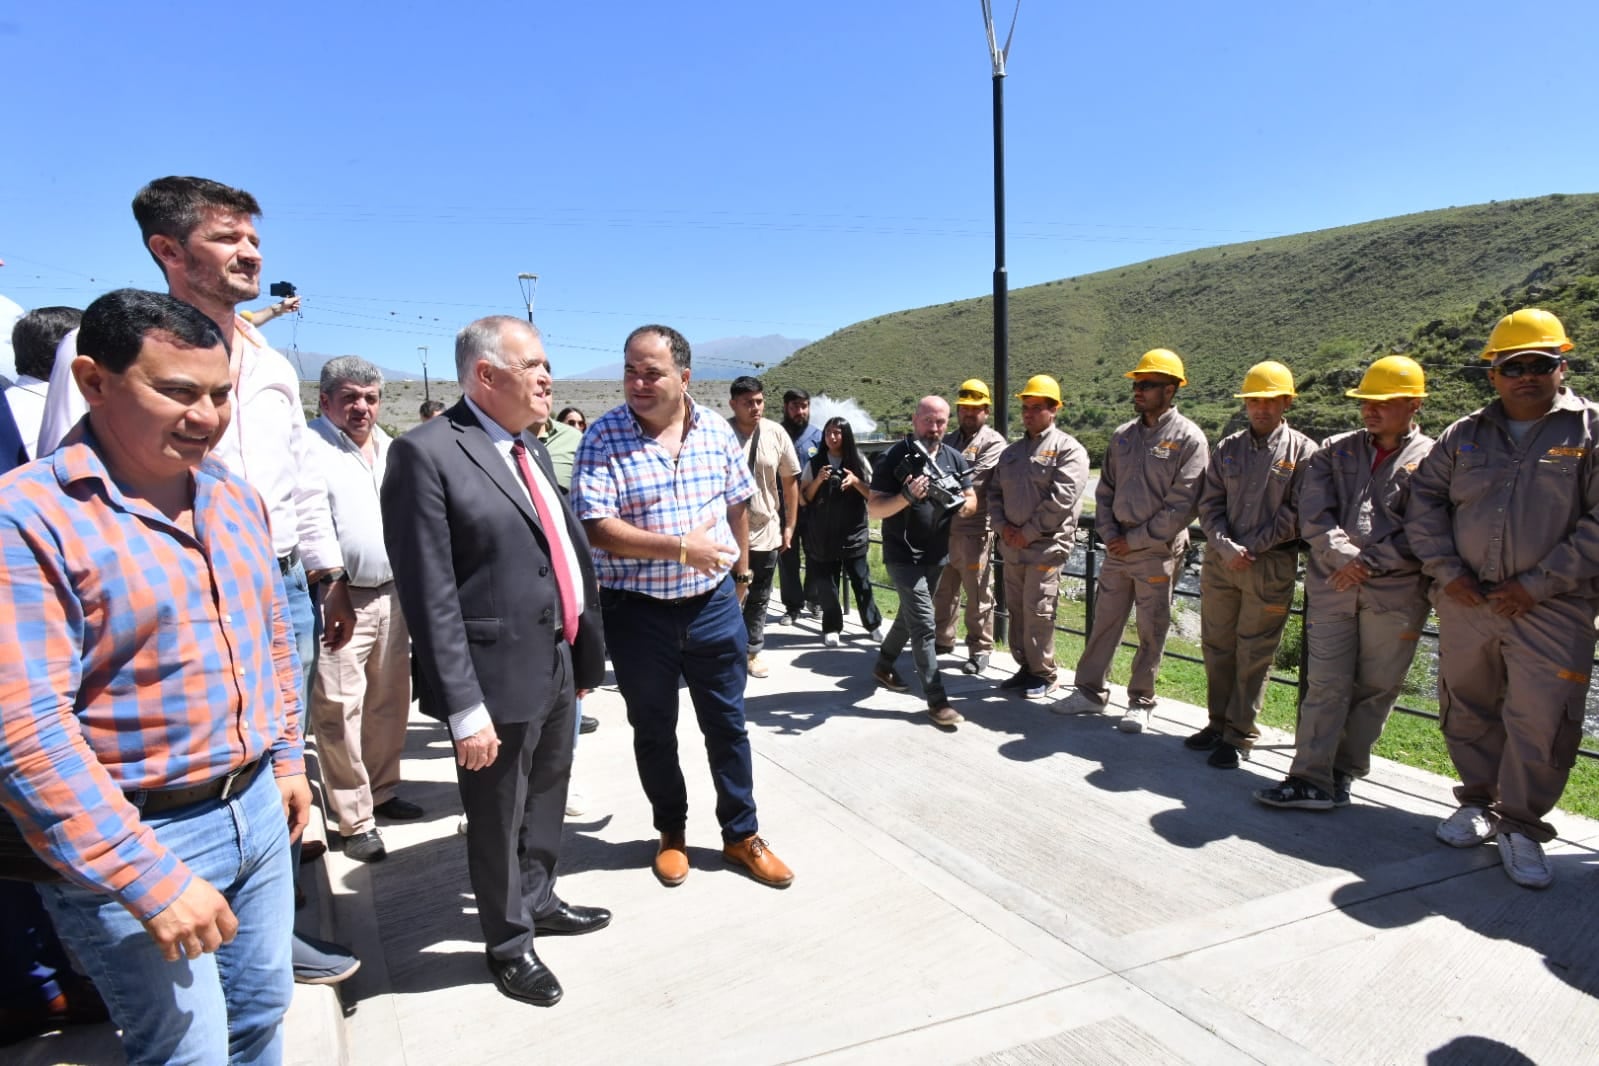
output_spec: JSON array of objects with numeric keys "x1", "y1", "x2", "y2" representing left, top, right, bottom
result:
[{"x1": 855, "y1": 512, "x2": 1599, "y2": 761}]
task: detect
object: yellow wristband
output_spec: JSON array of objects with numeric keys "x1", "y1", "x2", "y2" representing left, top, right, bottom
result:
[{"x1": 678, "y1": 536, "x2": 687, "y2": 565}]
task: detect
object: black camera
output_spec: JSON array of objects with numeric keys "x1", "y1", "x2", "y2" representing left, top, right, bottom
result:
[
  {"x1": 828, "y1": 465, "x2": 845, "y2": 482},
  {"x1": 894, "y1": 438, "x2": 966, "y2": 513},
  {"x1": 269, "y1": 281, "x2": 297, "y2": 298}
]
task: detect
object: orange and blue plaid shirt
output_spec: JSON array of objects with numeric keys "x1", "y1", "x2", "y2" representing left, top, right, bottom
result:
[{"x1": 0, "y1": 426, "x2": 303, "y2": 919}]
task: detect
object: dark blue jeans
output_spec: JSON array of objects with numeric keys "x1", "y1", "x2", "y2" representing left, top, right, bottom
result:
[{"x1": 600, "y1": 578, "x2": 759, "y2": 843}]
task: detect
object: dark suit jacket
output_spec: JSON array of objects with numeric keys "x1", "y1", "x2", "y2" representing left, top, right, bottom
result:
[{"x1": 381, "y1": 400, "x2": 605, "y2": 725}]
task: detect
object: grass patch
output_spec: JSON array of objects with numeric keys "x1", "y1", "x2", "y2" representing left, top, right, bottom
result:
[{"x1": 810, "y1": 543, "x2": 1599, "y2": 822}]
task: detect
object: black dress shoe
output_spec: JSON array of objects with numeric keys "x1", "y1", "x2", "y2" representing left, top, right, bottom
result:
[
  {"x1": 487, "y1": 950, "x2": 563, "y2": 1007},
  {"x1": 374, "y1": 797, "x2": 425, "y2": 820},
  {"x1": 342, "y1": 830, "x2": 387, "y2": 863},
  {"x1": 534, "y1": 901, "x2": 612, "y2": 936},
  {"x1": 579, "y1": 715, "x2": 599, "y2": 734}
]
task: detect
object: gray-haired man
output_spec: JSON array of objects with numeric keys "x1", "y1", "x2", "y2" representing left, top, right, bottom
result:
[{"x1": 308, "y1": 357, "x2": 423, "y2": 863}]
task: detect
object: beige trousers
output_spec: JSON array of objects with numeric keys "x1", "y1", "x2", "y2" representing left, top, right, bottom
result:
[
  {"x1": 1436, "y1": 593, "x2": 1596, "y2": 842},
  {"x1": 310, "y1": 584, "x2": 412, "y2": 836},
  {"x1": 1072, "y1": 549, "x2": 1181, "y2": 704},
  {"x1": 1002, "y1": 557, "x2": 1064, "y2": 683},
  {"x1": 1288, "y1": 591, "x2": 1427, "y2": 794},
  {"x1": 1199, "y1": 549, "x2": 1297, "y2": 749},
  {"x1": 934, "y1": 530, "x2": 996, "y2": 653}
]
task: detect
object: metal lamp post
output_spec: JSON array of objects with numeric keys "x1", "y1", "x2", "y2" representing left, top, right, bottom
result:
[
  {"x1": 982, "y1": 0, "x2": 1019, "y2": 642},
  {"x1": 418, "y1": 346, "x2": 430, "y2": 402},
  {"x1": 517, "y1": 272, "x2": 539, "y2": 324}
]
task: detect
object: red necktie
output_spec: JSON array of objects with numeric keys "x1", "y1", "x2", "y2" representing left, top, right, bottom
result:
[{"x1": 512, "y1": 439, "x2": 579, "y2": 644}]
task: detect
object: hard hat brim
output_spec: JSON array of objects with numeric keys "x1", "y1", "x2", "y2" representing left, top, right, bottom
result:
[
  {"x1": 1345, "y1": 388, "x2": 1426, "y2": 400},
  {"x1": 1234, "y1": 390, "x2": 1296, "y2": 399},
  {"x1": 1125, "y1": 371, "x2": 1187, "y2": 387}
]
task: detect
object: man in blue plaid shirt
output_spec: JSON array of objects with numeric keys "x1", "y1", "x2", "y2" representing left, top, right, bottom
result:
[{"x1": 572, "y1": 325, "x2": 794, "y2": 890}]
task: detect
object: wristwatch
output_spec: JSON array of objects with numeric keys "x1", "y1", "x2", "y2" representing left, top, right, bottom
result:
[
  {"x1": 318, "y1": 568, "x2": 350, "y2": 586},
  {"x1": 733, "y1": 570, "x2": 755, "y2": 585}
]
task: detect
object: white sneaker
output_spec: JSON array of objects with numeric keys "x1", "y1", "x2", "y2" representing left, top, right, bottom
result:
[
  {"x1": 1052, "y1": 690, "x2": 1107, "y2": 716},
  {"x1": 1117, "y1": 706, "x2": 1151, "y2": 733},
  {"x1": 823, "y1": 631, "x2": 841, "y2": 648},
  {"x1": 869, "y1": 625, "x2": 886, "y2": 642},
  {"x1": 1435, "y1": 805, "x2": 1497, "y2": 848},
  {"x1": 456, "y1": 813, "x2": 470, "y2": 836},
  {"x1": 1498, "y1": 831, "x2": 1553, "y2": 889},
  {"x1": 565, "y1": 788, "x2": 588, "y2": 819}
]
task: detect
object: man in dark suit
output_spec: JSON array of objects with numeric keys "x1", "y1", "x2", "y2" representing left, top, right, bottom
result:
[{"x1": 382, "y1": 315, "x2": 609, "y2": 1008}]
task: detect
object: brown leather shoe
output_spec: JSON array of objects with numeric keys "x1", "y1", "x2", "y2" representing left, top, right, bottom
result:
[
  {"x1": 722, "y1": 834, "x2": 794, "y2": 888},
  {"x1": 654, "y1": 831, "x2": 689, "y2": 886}
]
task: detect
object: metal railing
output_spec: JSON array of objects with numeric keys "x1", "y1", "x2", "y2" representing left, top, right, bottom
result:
[{"x1": 852, "y1": 513, "x2": 1599, "y2": 761}]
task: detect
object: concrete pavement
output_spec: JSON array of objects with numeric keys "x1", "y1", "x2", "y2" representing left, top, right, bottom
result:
[{"x1": 316, "y1": 613, "x2": 1599, "y2": 1066}]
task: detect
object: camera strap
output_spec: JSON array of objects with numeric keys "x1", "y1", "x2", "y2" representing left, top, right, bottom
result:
[{"x1": 746, "y1": 420, "x2": 760, "y2": 475}]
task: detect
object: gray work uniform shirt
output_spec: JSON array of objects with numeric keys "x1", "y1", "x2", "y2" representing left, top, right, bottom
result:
[
  {"x1": 989, "y1": 424, "x2": 1091, "y2": 565},
  {"x1": 1300, "y1": 425, "x2": 1434, "y2": 612},
  {"x1": 945, "y1": 423, "x2": 1008, "y2": 537},
  {"x1": 1407, "y1": 388, "x2": 1599, "y2": 605},
  {"x1": 1198, "y1": 421, "x2": 1318, "y2": 564},
  {"x1": 1095, "y1": 406, "x2": 1209, "y2": 558}
]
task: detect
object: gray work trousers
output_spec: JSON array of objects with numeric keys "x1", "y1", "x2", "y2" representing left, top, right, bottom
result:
[
  {"x1": 1436, "y1": 593, "x2": 1596, "y2": 842},
  {"x1": 1002, "y1": 557, "x2": 1064, "y2": 684},
  {"x1": 1071, "y1": 548, "x2": 1181, "y2": 705},
  {"x1": 1288, "y1": 591, "x2": 1428, "y2": 794},
  {"x1": 934, "y1": 530, "x2": 995, "y2": 655},
  {"x1": 1199, "y1": 549, "x2": 1297, "y2": 750}
]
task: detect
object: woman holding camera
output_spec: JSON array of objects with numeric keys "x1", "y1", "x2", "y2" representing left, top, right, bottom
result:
[{"x1": 801, "y1": 417, "x2": 884, "y2": 646}]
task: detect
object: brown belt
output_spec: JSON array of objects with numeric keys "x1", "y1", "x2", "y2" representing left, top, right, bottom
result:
[{"x1": 131, "y1": 759, "x2": 264, "y2": 815}]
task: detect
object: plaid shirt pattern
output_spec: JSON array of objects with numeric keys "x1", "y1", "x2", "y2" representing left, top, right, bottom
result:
[
  {"x1": 572, "y1": 398, "x2": 755, "y2": 598},
  {"x1": 0, "y1": 429, "x2": 303, "y2": 919}
]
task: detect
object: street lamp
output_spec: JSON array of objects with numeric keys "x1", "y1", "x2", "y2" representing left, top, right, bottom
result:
[
  {"x1": 418, "y1": 346, "x2": 430, "y2": 402},
  {"x1": 517, "y1": 272, "x2": 539, "y2": 324},
  {"x1": 981, "y1": 0, "x2": 1019, "y2": 643}
]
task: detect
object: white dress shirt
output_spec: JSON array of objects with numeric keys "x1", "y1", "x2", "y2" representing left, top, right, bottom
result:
[
  {"x1": 4, "y1": 375, "x2": 48, "y2": 460},
  {"x1": 37, "y1": 319, "x2": 342, "y2": 570},
  {"x1": 306, "y1": 416, "x2": 393, "y2": 588},
  {"x1": 446, "y1": 396, "x2": 586, "y2": 741}
]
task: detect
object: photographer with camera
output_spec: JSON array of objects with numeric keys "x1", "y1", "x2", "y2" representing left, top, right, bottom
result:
[
  {"x1": 868, "y1": 396, "x2": 977, "y2": 729},
  {"x1": 801, "y1": 416, "x2": 883, "y2": 647}
]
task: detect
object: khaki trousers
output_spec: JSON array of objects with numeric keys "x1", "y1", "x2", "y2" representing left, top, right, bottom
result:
[
  {"x1": 310, "y1": 584, "x2": 411, "y2": 836},
  {"x1": 1436, "y1": 594, "x2": 1596, "y2": 842},
  {"x1": 934, "y1": 530, "x2": 996, "y2": 653},
  {"x1": 1072, "y1": 549, "x2": 1180, "y2": 704},
  {"x1": 1002, "y1": 557, "x2": 1063, "y2": 683},
  {"x1": 1288, "y1": 591, "x2": 1427, "y2": 794},
  {"x1": 1199, "y1": 550, "x2": 1297, "y2": 749}
]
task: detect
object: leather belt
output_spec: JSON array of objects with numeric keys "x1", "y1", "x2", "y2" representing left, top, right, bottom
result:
[
  {"x1": 131, "y1": 760, "x2": 264, "y2": 815},
  {"x1": 278, "y1": 548, "x2": 300, "y2": 576}
]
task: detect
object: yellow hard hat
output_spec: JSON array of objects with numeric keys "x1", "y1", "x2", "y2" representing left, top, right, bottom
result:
[
  {"x1": 1235, "y1": 360, "x2": 1296, "y2": 398},
  {"x1": 1346, "y1": 355, "x2": 1427, "y2": 400},
  {"x1": 1016, "y1": 374, "x2": 1062, "y2": 404},
  {"x1": 1481, "y1": 308, "x2": 1573, "y2": 362},
  {"x1": 1125, "y1": 348, "x2": 1187, "y2": 386},
  {"x1": 955, "y1": 378, "x2": 992, "y2": 406}
]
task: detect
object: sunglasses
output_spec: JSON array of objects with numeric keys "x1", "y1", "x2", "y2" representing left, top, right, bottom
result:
[
  {"x1": 1131, "y1": 380, "x2": 1169, "y2": 392},
  {"x1": 1495, "y1": 356, "x2": 1561, "y2": 379},
  {"x1": 957, "y1": 390, "x2": 987, "y2": 401}
]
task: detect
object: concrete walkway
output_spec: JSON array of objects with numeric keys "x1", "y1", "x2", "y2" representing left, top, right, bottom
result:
[
  {"x1": 315, "y1": 614, "x2": 1598, "y2": 1066},
  {"x1": 17, "y1": 611, "x2": 1599, "y2": 1064}
]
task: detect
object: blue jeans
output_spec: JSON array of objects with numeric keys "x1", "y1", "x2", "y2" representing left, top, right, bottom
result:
[
  {"x1": 600, "y1": 578, "x2": 759, "y2": 842},
  {"x1": 879, "y1": 561, "x2": 947, "y2": 706},
  {"x1": 38, "y1": 764, "x2": 294, "y2": 1066},
  {"x1": 283, "y1": 559, "x2": 317, "y2": 713}
]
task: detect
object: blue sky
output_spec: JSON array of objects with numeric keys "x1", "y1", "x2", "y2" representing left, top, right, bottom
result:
[{"x1": 4, "y1": 1, "x2": 1597, "y2": 379}]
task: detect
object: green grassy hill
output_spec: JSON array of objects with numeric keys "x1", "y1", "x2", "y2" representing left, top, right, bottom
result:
[{"x1": 767, "y1": 193, "x2": 1599, "y2": 455}]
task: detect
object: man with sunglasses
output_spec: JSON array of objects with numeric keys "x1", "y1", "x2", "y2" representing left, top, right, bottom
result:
[
  {"x1": 1056, "y1": 349, "x2": 1208, "y2": 733},
  {"x1": 1408, "y1": 308, "x2": 1599, "y2": 889}
]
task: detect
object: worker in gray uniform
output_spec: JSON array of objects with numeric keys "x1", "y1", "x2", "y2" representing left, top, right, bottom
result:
[
  {"x1": 1254, "y1": 356, "x2": 1433, "y2": 811},
  {"x1": 1056, "y1": 348, "x2": 1208, "y2": 733},
  {"x1": 989, "y1": 374, "x2": 1091, "y2": 700},
  {"x1": 933, "y1": 378, "x2": 1008, "y2": 675},
  {"x1": 1407, "y1": 308, "x2": 1599, "y2": 889},
  {"x1": 1190, "y1": 361, "x2": 1317, "y2": 769}
]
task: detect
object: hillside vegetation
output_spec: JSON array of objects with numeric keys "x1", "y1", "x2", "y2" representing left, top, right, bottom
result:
[{"x1": 768, "y1": 193, "x2": 1599, "y2": 455}]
